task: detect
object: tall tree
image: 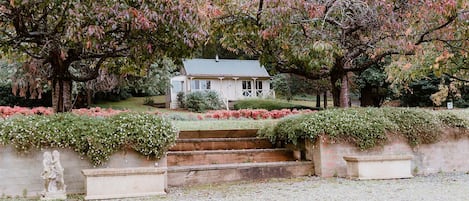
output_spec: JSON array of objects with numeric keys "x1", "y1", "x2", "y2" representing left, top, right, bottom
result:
[
  {"x1": 0, "y1": 0, "x2": 210, "y2": 112},
  {"x1": 212, "y1": 0, "x2": 468, "y2": 107}
]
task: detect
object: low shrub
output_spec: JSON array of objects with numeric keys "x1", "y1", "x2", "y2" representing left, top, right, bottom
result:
[
  {"x1": 204, "y1": 109, "x2": 315, "y2": 120},
  {"x1": 143, "y1": 97, "x2": 155, "y2": 106},
  {"x1": 177, "y1": 91, "x2": 185, "y2": 108},
  {"x1": 259, "y1": 107, "x2": 469, "y2": 150},
  {"x1": 183, "y1": 91, "x2": 223, "y2": 113},
  {"x1": 234, "y1": 99, "x2": 321, "y2": 111},
  {"x1": 0, "y1": 113, "x2": 178, "y2": 166},
  {"x1": 0, "y1": 106, "x2": 127, "y2": 118}
]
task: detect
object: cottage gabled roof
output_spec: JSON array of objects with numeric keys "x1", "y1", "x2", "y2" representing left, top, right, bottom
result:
[{"x1": 182, "y1": 59, "x2": 270, "y2": 78}]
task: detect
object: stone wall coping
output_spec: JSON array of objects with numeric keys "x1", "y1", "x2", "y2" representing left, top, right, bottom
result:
[
  {"x1": 82, "y1": 167, "x2": 167, "y2": 177},
  {"x1": 343, "y1": 155, "x2": 413, "y2": 162}
]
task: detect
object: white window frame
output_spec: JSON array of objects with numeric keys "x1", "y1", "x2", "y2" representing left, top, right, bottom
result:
[{"x1": 191, "y1": 80, "x2": 211, "y2": 91}]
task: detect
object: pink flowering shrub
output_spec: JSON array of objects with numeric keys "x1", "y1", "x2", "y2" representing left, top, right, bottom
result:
[
  {"x1": 0, "y1": 106, "x2": 53, "y2": 118},
  {"x1": 203, "y1": 109, "x2": 315, "y2": 120},
  {"x1": 0, "y1": 106, "x2": 128, "y2": 118},
  {"x1": 0, "y1": 106, "x2": 315, "y2": 121}
]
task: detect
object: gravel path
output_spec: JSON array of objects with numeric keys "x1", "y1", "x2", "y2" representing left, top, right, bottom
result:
[{"x1": 151, "y1": 173, "x2": 469, "y2": 201}]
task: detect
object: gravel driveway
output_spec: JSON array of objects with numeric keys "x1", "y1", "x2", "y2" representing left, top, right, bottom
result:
[{"x1": 153, "y1": 172, "x2": 469, "y2": 201}]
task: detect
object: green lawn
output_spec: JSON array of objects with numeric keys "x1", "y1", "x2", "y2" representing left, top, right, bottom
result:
[
  {"x1": 92, "y1": 96, "x2": 166, "y2": 112},
  {"x1": 93, "y1": 95, "x2": 335, "y2": 112},
  {"x1": 173, "y1": 119, "x2": 278, "y2": 131},
  {"x1": 93, "y1": 96, "x2": 281, "y2": 131}
]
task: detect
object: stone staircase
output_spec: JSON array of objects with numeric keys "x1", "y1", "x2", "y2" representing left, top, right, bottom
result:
[{"x1": 167, "y1": 129, "x2": 314, "y2": 186}]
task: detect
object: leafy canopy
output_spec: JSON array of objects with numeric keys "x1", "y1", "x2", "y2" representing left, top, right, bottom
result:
[{"x1": 0, "y1": 0, "x2": 211, "y2": 98}]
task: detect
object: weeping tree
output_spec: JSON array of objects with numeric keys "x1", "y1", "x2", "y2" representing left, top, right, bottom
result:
[{"x1": 0, "y1": 0, "x2": 210, "y2": 112}]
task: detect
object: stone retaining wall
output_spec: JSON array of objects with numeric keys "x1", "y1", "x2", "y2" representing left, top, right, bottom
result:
[
  {"x1": 0, "y1": 145, "x2": 165, "y2": 197},
  {"x1": 309, "y1": 130, "x2": 469, "y2": 177}
]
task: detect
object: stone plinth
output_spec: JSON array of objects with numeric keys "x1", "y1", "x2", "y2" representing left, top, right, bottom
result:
[
  {"x1": 82, "y1": 167, "x2": 167, "y2": 200},
  {"x1": 40, "y1": 192, "x2": 67, "y2": 200},
  {"x1": 343, "y1": 155, "x2": 413, "y2": 180}
]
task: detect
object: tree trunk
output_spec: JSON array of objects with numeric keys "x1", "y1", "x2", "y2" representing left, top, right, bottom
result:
[
  {"x1": 339, "y1": 73, "x2": 350, "y2": 108},
  {"x1": 86, "y1": 88, "x2": 93, "y2": 108},
  {"x1": 52, "y1": 79, "x2": 72, "y2": 112},
  {"x1": 316, "y1": 94, "x2": 321, "y2": 108},
  {"x1": 49, "y1": 48, "x2": 74, "y2": 113},
  {"x1": 330, "y1": 71, "x2": 341, "y2": 107},
  {"x1": 323, "y1": 91, "x2": 328, "y2": 109},
  {"x1": 330, "y1": 57, "x2": 343, "y2": 107}
]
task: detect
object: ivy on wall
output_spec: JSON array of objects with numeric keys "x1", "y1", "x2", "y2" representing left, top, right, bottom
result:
[
  {"x1": 259, "y1": 108, "x2": 469, "y2": 150},
  {"x1": 0, "y1": 113, "x2": 178, "y2": 166}
]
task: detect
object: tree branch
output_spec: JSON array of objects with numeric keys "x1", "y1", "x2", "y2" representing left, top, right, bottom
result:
[
  {"x1": 349, "y1": 50, "x2": 414, "y2": 72},
  {"x1": 78, "y1": 48, "x2": 129, "y2": 60},
  {"x1": 256, "y1": 0, "x2": 264, "y2": 26},
  {"x1": 69, "y1": 57, "x2": 106, "y2": 82},
  {"x1": 415, "y1": 14, "x2": 458, "y2": 45},
  {"x1": 52, "y1": 1, "x2": 71, "y2": 34},
  {"x1": 444, "y1": 73, "x2": 469, "y2": 83}
]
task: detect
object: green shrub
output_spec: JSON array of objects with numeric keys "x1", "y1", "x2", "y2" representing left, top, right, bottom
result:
[
  {"x1": 177, "y1": 91, "x2": 185, "y2": 108},
  {"x1": 183, "y1": 91, "x2": 223, "y2": 112},
  {"x1": 234, "y1": 99, "x2": 321, "y2": 111},
  {"x1": 259, "y1": 107, "x2": 469, "y2": 150},
  {"x1": 0, "y1": 113, "x2": 178, "y2": 166},
  {"x1": 143, "y1": 97, "x2": 155, "y2": 105}
]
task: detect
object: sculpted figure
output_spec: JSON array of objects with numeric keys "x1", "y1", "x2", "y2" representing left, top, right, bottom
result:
[
  {"x1": 41, "y1": 150, "x2": 66, "y2": 195},
  {"x1": 41, "y1": 151, "x2": 55, "y2": 192},
  {"x1": 52, "y1": 150, "x2": 66, "y2": 191}
]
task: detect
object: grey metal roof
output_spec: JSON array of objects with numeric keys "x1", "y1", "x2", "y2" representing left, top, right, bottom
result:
[{"x1": 182, "y1": 59, "x2": 270, "y2": 78}]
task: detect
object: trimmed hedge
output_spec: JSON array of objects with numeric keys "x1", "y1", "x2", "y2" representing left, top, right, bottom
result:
[
  {"x1": 0, "y1": 113, "x2": 178, "y2": 166},
  {"x1": 234, "y1": 99, "x2": 321, "y2": 111},
  {"x1": 258, "y1": 107, "x2": 469, "y2": 150}
]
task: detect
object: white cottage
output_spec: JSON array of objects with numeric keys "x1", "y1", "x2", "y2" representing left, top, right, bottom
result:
[{"x1": 169, "y1": 58, "x2": 274, "y2": 109}]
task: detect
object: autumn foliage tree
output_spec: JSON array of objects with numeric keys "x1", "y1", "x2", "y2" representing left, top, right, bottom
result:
[
  {"x1": 212, "y1": 0, "x2": 468, "y2": 107},
  {"x1": 0, "y1": 0, "x2": 210, "y2": 112}
]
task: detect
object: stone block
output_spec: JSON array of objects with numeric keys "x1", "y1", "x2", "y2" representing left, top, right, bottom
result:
[
  {"x1": 82, "y1": 167, "x2": 167, "y2": 200},
  {"x1": 343, "y1": 155, "x2": 413, "y2": 180}
]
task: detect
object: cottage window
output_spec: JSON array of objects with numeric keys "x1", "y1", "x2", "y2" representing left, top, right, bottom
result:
[
  {"x1": 242, "y1": 80, "x2": 252, "y2": 97},
  {"x1": 172, "y1": 81, "x2": 183, "y2": 93},
  {"x1": 191, "y1": 80, "x2": 211, "y2": 91}
]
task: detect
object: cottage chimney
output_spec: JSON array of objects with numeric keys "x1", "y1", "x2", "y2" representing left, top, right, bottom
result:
[{"x1": 215, "y1": 54, "x2": 219, "y2": 62}]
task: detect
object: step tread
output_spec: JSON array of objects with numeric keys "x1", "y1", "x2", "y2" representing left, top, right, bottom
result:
[
  {"x1": 180, "y1": 129, "x2": 258, "y2": 133},
  {"x1": 176, "y1": 137, "x2": 267, "y2": 142},
  {"x1": 179, "y1": 129, "x2": 258, "y2": 139},
  {"x1": 168, "y1": 161, "x2": 313, "y2": 172},
  {"x1": 167, "y1": 148, "x2": 290, "y2": 155}
]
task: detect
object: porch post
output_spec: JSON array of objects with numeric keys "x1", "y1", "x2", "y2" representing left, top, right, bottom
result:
[
  {"x1": 233, "y1": 77, "x2": 239, "y2": 99},
  {"x1": 252, "y1": 78, "x2": 257, "y2": 97},
  {"x1": 189, "y1": 77, "x2": 193, "y2": 92}
]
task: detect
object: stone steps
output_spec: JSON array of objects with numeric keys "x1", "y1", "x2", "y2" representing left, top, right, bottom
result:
[
  {"x1": 168, "y1": 161, "x2": 314, "y2": 186},
  {"x1": 167, "y1": 148, "x2": 294, "y2": 166},
  {"x1": 167, "y1": 129, "x2": 313, "y2": 186},
  {"x1": 169, "y1": 137, "x2": 274, "y2": 151}
]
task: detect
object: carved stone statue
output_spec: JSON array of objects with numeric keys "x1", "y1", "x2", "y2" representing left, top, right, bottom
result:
[{"x1": 40, "y1": 150, "x2": 66, "y2": 200}]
